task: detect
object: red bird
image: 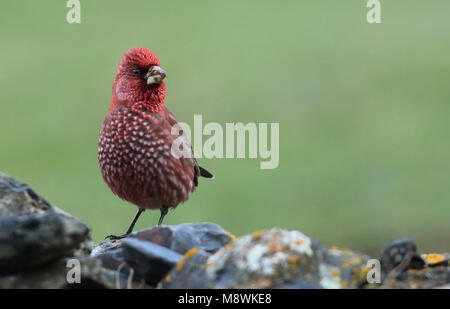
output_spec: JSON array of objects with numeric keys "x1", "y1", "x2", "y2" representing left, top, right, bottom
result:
[{"x1": 98, "y1": 47, "x2": 213, "y2": 239}]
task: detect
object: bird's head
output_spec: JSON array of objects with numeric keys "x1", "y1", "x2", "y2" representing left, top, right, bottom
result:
[{"x1": 112, "y1": 47, "x2": 167, "y2": 112}]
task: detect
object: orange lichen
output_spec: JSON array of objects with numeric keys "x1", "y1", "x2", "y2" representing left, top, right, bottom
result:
[
  {"x1": 340, "y1": 280, "x2": 349, "y2": 288},
  {"x1": 351, "y1": 266, "x2": 370, "y2": 283},
  {"x1": 163, "y1": 275, "x2": 171, "y2": 283},
  {"x1": 288, "y1": 256, "x2": 300, "y2": 265},
  {"x1": 423, "y1": 253, "x2": 445, "y2": 265},
  {"x1": 176, "y1": 247, "x2": 199, "y2": 271},
  {"x1": 268, "y1": 242, "x2": 279, "y2": 252},
  {"x1": 252, "y1": 231, "x2": 262, "y2": 240},
  {"x1": 342, "y1": 262, "x2": 351, "y2": 269},
  {"x1": 295, "y1": 239, "x2": 303, "y2": 245},
  {"x1": 352, "y1": 256, "x2": 362, "y2": 264},
  {"x1": 225, "y1": 230, "x2": 237, "y2": 241},
  {"x1": 257, "y1": 278, "x2": 272, "y2": 288},
  {"x1": 330, "y1": 246, "x2": 340, "y2": 251},
  {"x1": 331, "y1": 269, "x2": 341, "y2": 278}
]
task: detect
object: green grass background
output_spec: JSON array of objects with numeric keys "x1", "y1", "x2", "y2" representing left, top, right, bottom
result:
[{"x1": 1, "y1": 1, "x2": 449, "y2": 256}]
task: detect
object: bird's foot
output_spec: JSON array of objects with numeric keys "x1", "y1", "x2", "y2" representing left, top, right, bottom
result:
[{"x1": 104, "y1": 233, "x2": 130, "y2": 241}]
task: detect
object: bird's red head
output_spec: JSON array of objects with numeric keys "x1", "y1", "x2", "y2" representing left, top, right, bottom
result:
[{"x1": 111, "y1": 47, "x2": 166, "y2": 112}]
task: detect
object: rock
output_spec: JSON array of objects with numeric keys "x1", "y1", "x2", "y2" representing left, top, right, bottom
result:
[
  {"x1": 0, "y1": 172, "x2": 51, "y2": 216},
  {"x1": 167, "y1": 223, "x2": 234, "y2": 254},
  {"x1": 160, "y1": 248, "x2": 210, "y2": 289},
  {"x1": 121, "y1": 238, "x2": 183, "y2": 286},
  {"x1": 91, "y1": 241, "x2": 125, "y2": 271},
  {"x1": 380, "y1": 238, "x2": 425, "y2": 273},
  {"x1": 381, "y1": 265, "x2": 450, "y2": 289},
  {"x1": 0, "y1": 256, "x2": 150, "y2": 289},
  {"x1": 133, "y1": 222, "x2": 233, "y2": 254},
  {"x1": 162, "y1": 228, "x2": 370, "y2": 289},
  {"x1": 91, "y1": 223, "x2": 230, "y2": 287},
  {"x1": 379, "y1": 238, "x2": 450, "y2": 289},
  {"x1": 0, "y1": 211, "x2": 90, "y2": 274},
  {"x1": 0, "y1": 172, "x2": 92, "y2": 274},
  {"x1": 421, "y1": 253, "x2": 450, "y2": 267},
  {"x1": 2, "y1": 171, "x2": 449, "y2": 289}
]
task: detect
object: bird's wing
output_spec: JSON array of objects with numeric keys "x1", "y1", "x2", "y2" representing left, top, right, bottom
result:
[{"x1": 161, "y1": 107, "x2": 214, "y2": 187}]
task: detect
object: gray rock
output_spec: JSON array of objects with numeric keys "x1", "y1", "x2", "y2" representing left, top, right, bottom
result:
[
  {"x1": 0, "y1": 172, "x2": 92, "y2": 274},
  {"x1": 90, "y1": 241, "x2": 125, "y2": 271},
  {"x1": 168, "y1": 223, "x2": 233, "y2": 254},
  {"x1": 0, "y1": 256, "x2": 150, "y2": 289},
  {"x1": 130, "y1": 222, "x2": 233, "y2": 255},
  {"x1": 380, "y1": 238, "x2": 425, "y2": 273},
  {"x1": 121, "y1": 238, "x2": 183, "y2": 286},
  {"x1": 0, "y1": 210, "x2": 90, "y2": 274},
  {"x1": 91, "y1": 223, "x2": 231, "y2": 287}
]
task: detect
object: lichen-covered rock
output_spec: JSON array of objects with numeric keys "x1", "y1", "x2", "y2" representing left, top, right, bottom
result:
[
  {"x1": 162, "y1": 228, "x2": 370, "y2": 289},
  {"x1": 0, "y1": 172, "x2": 51, "y2": 216},
  {"x1": 378, "y1": 238, "x2": 450, "y2": 289},
  {"x1": 160, "y1": 247, "x2": 210, "y2": 289},
  {"x1": 381, "y1": 265, "x2": 450, "y2": 289},
  {"x1": 421, "y1": 253, "x2": 450, "y2": 267}
]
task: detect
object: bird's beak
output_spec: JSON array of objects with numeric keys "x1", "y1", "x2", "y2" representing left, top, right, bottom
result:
[{"x1": 146, "y1": 66, "x2": 166, "y2": 85}]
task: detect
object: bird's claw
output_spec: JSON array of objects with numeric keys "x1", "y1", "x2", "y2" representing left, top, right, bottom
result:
[{"x1": 105, "y1": 234, "x2": 129, "y2": 241}]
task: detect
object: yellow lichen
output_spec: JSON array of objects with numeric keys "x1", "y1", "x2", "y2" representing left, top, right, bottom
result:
[
  {"x1": 225, "y1": 230, "x2": 237, "y2": 241},
  {"x1": 340, "y1": 280, "x2": 349, "y2": 288},
  {"x1": 342, "y1": 262, "x2": 351, "y2": 269},
  {"x1": 352, "y1": 256, "x2": 362, "y2": 264},
  {"x1": 331, "y1": 269, "x2": 341, "y2": 278},
  {"x1": 423, "y1": 253, "x2": 445, "y2": 265},
  {"x1": 207, "y1": 261, "x2": 216, "y2": 268},
  {"x1": 288, "y1": 256, "x2": 300, "y2": 265},
  {"x1": 164, "y1": 275, "x2": 171, "y2": 283},
  {"x1": 252, "y1": 231, "x2": 262, "y2": 240},
  {"x1": 351, "y1": 266, "x2": 370, "y2": 283},
  {"x1": 176, "y1": 247, "x2": 199, "y2": 271},
  {"x1": 304, "y1": 273, "x2": 312, "y2": 281},
  {"x1": 330, "y1": 246, "x2": 340, "y2": 251}
]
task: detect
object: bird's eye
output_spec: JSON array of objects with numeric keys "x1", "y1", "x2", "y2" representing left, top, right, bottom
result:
[{"x1": 132, "y1": 68, "x2": 141, "y2": 75}]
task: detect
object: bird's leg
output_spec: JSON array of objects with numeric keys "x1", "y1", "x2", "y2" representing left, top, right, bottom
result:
[
  {"x1": 105, "y1": 208, "x2": 145, "y2": 240},
  {"x1": 158, "y1": 207, "x2": 168, "y2": 226}
]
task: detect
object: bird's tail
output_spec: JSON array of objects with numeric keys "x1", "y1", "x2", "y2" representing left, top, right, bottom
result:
[{"x1": 199, "y1": 166, "x2": 214, "y2": 179}]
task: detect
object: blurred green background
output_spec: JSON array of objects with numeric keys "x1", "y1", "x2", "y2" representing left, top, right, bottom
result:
[{"x1": 1, "y1": 1, "x2": 449, "y2": 256}]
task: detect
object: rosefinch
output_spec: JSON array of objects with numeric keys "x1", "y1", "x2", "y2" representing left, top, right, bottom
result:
[{"x1": 98, "y1": 47, "x2": 213, "y2": 239}]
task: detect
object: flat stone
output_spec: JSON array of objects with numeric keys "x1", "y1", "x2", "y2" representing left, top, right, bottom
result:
[{"x1": 121, "y1": 238, "x2": 183, "y2": 286}]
